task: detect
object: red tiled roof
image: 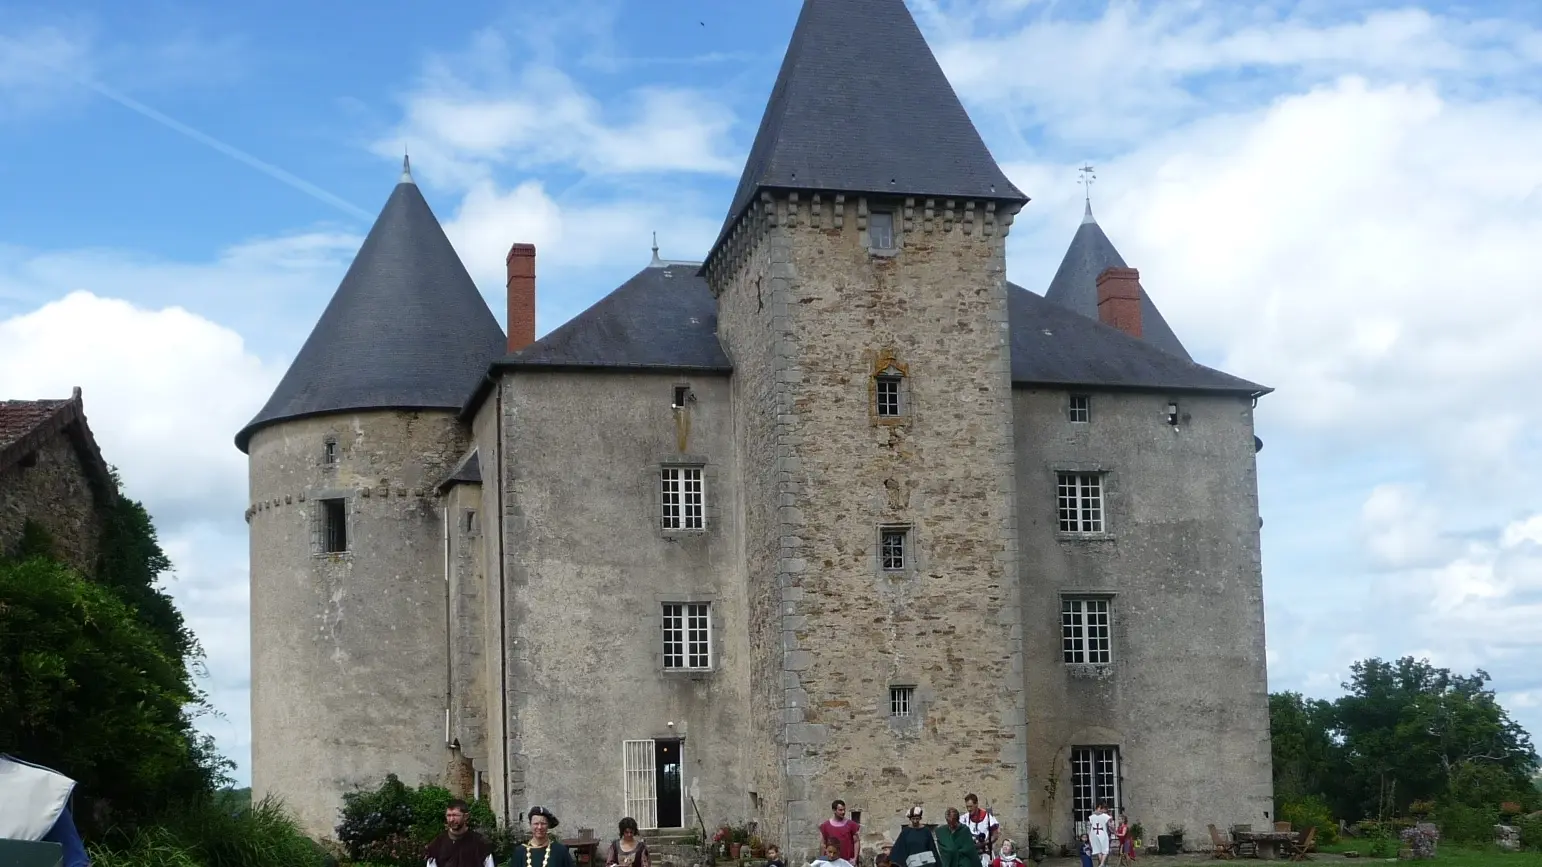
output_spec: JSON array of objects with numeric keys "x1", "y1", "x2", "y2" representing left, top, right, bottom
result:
[
  {"x1": 0, "y1": 398, "x2": 72, "y2": 452},
  {"x1": 0, "y1": 387, "x2": 115, "y2": 503}
]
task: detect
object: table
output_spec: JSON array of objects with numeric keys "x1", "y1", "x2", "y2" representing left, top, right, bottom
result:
[{"x1": 1234, "y1": 831, "x2": 1298, "y2": 860}]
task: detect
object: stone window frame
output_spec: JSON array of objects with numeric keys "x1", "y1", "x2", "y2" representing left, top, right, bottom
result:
[
  {"x1": 860, "y1": 195, "x2": 903, "y2": 258},
  {"x1": 671, "y1": 382, "x2": 695, "y2": 409},
  {"x1": 309, "y1": 488, "x2": 354, "y2": 558},
  {"x1": 652, "y1": 590, "x2": 721, "y2": 679},
  {"x1": 1060, "y1": 591, "x2": 1116, "y2": 678},
  {"x1": 321, "y1": 435, "x2": 339, "y2": 469},
  {"x1": 888, "y1": 685, "x2": 916, "y2": 717},
  {"x1": 875, "y1": 522, "x2": 922, "y2": 578},
  {"x1": 883, "y1": 675, "x2": 928, "y2": 733},
  {"x1": 868, "y1": 348, "x2": 912, "y2": 426},
  {"x1": 1052, "y1": 461, "x2": 1115, "y2": 539},
  {"x1": 647, "y1": 455, "x2": 721, "y2": 537}
]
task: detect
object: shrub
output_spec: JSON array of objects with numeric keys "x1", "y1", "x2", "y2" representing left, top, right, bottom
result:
[
  {"x1": 1515, "y1": 814, "x2": 1542, "y2": 852},
  {"x1": 1432, "y1": 801, "x2": 1500, "y2": 845},
  {"x1": 88, "y1": 826, "x2": 203, "y2": 867},
  {"x1": 336, "y1": 774, "x2": 509, "y2": 867},
  {"x1": 88, "y1": 797, "x2": 327, "y2": 867},
  {"x1": 1277, "y1": 795, "x2": 1339, "y2": 845}
]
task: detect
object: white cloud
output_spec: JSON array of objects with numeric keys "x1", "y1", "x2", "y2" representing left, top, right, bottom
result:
[
  {"x1": 0, "y1": 24, "x2": 93, "y2": 118},
  {"x1": 376, "y1": 28, "x2": 740, "y2": 187}
]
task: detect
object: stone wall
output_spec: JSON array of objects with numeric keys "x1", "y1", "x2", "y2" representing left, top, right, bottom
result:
[
  {"x1": 713, "y1": 193, "x2": 1028, "y2": 859},
  {"x1": 494, "y1": 369, "x2": 752, "y2": 833},
  {"x1": 471, "y1": 394, "x2": 512, "y2": 822},
  {"x1": 446, "y1": 478, "x2": 489, "y2": 798},
  {"x1": 1014, "y1": 388, "x2": 1273, "y2": 846},
  {"x1": 0, "y1": 430, "x2": 104, "y2": 573},
  {"x1": 246, "y1": 410, "x2": 468, "y2": 837}
]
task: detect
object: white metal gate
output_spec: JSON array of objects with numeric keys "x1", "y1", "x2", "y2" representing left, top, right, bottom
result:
[{"x1": 623, "y1": 740, "x2": 658, "y2": 829}]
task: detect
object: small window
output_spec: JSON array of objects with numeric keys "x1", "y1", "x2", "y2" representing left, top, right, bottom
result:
[
  {"x1": 880, "y1": 527, "x2": 908, "y2": 571},
  {"x1": 323, "y1": 438, "x2": 338, "y2": 465},
  {"x1": 319, "y1": 498, "x2": 348, "y2": 553},
  {"x1": 673, "y1": 385, "x2": 692, "y2": 408},
  {"x1": 869, "y1": 211, "x2": 895, "y2": 250},
  {"x1": 1062, "y1": 597, "x2": 1112, "y2": 664},
  {"x1": 663, "y1": 602, "x2": 711, "y2": 670},
  {"x1": 463, "y1": 509, "x2": 479, "y2": 534},
  {"x1": 889, "y1": 686, "x2": 915, "y2": 717},
  {"x1": 1057, "y1": 472, "x2": 1104, "y2": 534},
  {"x1": 1069, "y1": 395, "x2": 1090, "y2": 423},
  {"x1": 876, "y1": 375, "x2": 902, "y2": 417},
  {"x1": 661, "y1": 467, "x2": 705, "y2": 530}
]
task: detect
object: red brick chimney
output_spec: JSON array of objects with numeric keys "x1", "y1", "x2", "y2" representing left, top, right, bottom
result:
[
  {"x1": 1096, "y1": 266, "x2": 1143, "y2": 339},
  {"x1": 506, "y1": 243, "x2": 536, "y2": 353}
]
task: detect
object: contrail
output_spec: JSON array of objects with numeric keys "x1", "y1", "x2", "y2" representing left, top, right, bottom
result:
[{"x1": 62, "y1": 70, "x2": 375, "y2": 223}]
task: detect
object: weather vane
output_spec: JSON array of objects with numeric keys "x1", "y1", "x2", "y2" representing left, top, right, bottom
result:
[{"x1": 1078, "y1": 163, "x2": 1096, "y2": 204}]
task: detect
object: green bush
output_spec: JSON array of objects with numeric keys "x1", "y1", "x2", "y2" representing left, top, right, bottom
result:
[
  {"x1": 1515, "y1": 814, "x2": 1542, "y2": 852},
  {"x1": 1433, "y1": 801, "x2": 1500, "y2": 845},
  {"x1": 336, "y1": 774, "x2": 512, "y2": 867},
  {"x1": 87, "y1": 798, "x2": 326, "y2": 867},
  {"x1": 1277, "y1": 795, "x2": 1339, "y2": 845}
]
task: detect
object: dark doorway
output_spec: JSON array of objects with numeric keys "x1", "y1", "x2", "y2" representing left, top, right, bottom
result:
[{"x1": 655, "y1": 739, "x2": 683, "y2": 828}]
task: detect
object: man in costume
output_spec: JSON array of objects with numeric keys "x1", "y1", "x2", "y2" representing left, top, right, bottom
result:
[
  {"x1": 962, "y1": 795, "x2": 999, "y2": 867},
  {"x1": 888, "y1": 807, "x2": 939, "y2": 867},
  {"x1": 0, "y1": 753, "x2": 91, "y2": 867},
  {"x1": 512, "y1": 806, "x2": 576, "y2": 867},
  {"x1": 934, "y1": 808, "x2": 975, "y2": 867},
  {"x1": 818, "y1": 799, "x2": 861, "y2": 865},
  {"x1": 425, "y1": 799, "x2": 494, "y2": 867}
]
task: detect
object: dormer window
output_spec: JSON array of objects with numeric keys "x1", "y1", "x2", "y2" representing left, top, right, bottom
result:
[{"x1": 869, "y1": 211, "x2": 896, "y2": 250}]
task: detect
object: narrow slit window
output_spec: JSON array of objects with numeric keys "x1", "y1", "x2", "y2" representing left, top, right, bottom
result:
[
  {"x1": 319, "y1": 498, "x2": 348, "y2": 553},
  {"x1": 323, "y1": 439, "x2": 338, "y2": 465},
  {"x1": 673, "y1": 386, "x2": 691, "y2": 408}
]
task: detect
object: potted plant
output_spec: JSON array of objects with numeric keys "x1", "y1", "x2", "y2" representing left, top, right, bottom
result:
[
  {"x1": 1025, "y1": 826, "x2": 1047, "y2": 864},
  {"x1": 1129, "y1": 823, "x2": 1144, "y2": 851},
  {"x1": 1409, "y1": 800, "x2": 1434, "y2": 819},
  {"x1": 749, "y1": 836, "x2": 765, "y2": 859}
]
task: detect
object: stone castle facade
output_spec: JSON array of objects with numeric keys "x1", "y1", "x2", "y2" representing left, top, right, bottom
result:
[{"x1": 238, "y1": 0, "x2": 1275, "y2": 855}]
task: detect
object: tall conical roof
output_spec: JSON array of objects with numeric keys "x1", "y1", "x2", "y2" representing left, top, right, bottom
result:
[
  {"x1": 1043, "y1": 202, "x2": 1191, "y2": 361},
  {"x1": 235, "y1": 163, "x2": 505, "y2": 452},
  {"x1": 708, "y1": 0, "x2": 1026, "y2": 257}
]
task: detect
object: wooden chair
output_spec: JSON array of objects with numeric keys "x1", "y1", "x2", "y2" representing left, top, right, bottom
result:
[
  {"x1": 1206, "y1": 825, "x2": 1235, "y2": 860},
  {"x1": 1284, "y1": 827, "x2": 1316, "y2": 861}
]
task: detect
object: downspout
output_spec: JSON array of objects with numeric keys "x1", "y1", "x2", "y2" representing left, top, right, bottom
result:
[
  {"x1": 495, "y1": 376, "x2": 511, "y2": 826},
  {"x1": 444, "y1": 499, "x2": 452, "y2": 748}
]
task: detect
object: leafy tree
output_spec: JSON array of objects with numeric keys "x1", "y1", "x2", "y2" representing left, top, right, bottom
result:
[{"x1": 1270, "y1": 692, "x2": 1344, "y2": 806}]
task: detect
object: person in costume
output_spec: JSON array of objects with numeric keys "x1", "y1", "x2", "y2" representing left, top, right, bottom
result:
[
  {"x1": 818, "y1": 800, "x2": 861, "y2": 865},
  {"x1": 511, "y1": 806, "x2": 575, "y2": 867},
  {"x1": 810, "y1": 839, "x2": 854, "y2": 867},
  {"x1": 934, "y1": 809, "x2": 975, "y2": 867},
  {"x1": 962, "y1": 795, "x2": 998, "y2": 867},
  {"x1": 425, "y1": 799, "x2": 494, "y2": 867},
  {"x1": 888, "y1": 807, "x2": 939, "y2": 867},
  {"x1": 603, "y1": 817, "x2": 650, "y2": 867},
  {"x1": 1085, "y1": 804, "x2": 1111, "y2": 867},
  {"x1": 987, "y1": 840, "x2": 1022, "y2": 867},
  {"x1": 0, "y1": 753, "x2": 91, "y2": 867}
]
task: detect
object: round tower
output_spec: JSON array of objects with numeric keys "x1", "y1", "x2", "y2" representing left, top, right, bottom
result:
[{"x1": 234, "y1": 158, "x2": 506, "y2": 837}]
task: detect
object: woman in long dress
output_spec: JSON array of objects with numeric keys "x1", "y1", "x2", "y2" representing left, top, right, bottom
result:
[
  {"x1": 605, "y1": 817, "x2": 650, "y2": 867},
  {"x1": 889, "y1": 807, "x2": 940, "y2": 867}
]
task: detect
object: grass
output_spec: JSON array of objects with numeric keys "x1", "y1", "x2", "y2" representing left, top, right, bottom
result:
[{"x1": 1314, "y1": 842, "x2": 1542, "y2": 864}]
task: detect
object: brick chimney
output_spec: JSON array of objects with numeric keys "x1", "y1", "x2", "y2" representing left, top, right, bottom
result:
[
  {"x1": 1096, "y1": 266, "x2": 1143, "y2": 339},
  {"x1": 506, "y1": 243, "x2": 536, "y2": 353}
]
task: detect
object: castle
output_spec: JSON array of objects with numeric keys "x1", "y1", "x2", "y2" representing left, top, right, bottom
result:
[{"x1": 237, "y1": 0, "x2": 1275, "y2": 854}]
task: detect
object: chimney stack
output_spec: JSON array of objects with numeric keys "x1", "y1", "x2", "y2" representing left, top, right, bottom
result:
[
  {"x1": 506, "y1": 243, "x2": 536, "y2": 353},
  {"x1": 1095, "y1": 266, "x2": 1144, "y2": 339}
]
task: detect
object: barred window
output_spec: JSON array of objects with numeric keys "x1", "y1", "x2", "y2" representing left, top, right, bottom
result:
[
  {"x1": 889, "y1": 686, "x2": 915, "y2": 717},
  {"x1": 314, "y1": 498, "x2": 348, "y2": 554}
]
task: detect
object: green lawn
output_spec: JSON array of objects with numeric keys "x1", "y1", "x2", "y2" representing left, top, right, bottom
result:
[{"x1": 1314, "y1": 843, "x2": 1542, "y2": 864}]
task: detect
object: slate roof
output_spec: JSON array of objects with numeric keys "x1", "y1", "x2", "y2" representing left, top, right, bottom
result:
[
  {"x1": 1043, "y1": 202, "x2": 1192, "y2": 361},
  {"x1": 1007, "y1": 284, "x2": 1267, "y2": 395},
  {"x1": 476, "y1": 256, "x2": 1265, "y2": 397},
  {"x1": 494, "y1": 262, "x2": 732, "y2": 373},
  {"x1": 436, "y1": 450, "x2": 481, "y2": 492},
  {"x1": 0, "y1": 387, "x2": 116, "y2": 500},
  {"x1": 236, "y1": 163, "x2": 506, "y2": 453},
  {"x1": 708, "y1": 0, "x2": 1027, "y2": 259}
]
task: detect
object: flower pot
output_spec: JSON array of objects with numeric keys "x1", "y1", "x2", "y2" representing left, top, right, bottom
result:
[
  {"x1": 1026, "y1": 843, "x2": 1047, "y2": 864},
  {"x1": 729, "y1": 843, "x2": 742, "y2": 859}
]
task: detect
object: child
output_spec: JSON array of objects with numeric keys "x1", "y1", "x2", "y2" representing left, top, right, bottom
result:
[
  {"x1": 767, "y1": 846, "x2": 787, "y2": 867},
  {"x1": 1114, "y1": 816, "x2": 1134, "y2": 866},
  {"x1": 988, "y1": 840, "x2": 1023, "y2": 867},
  {"x1": 1078, "y1": 834, "x2": 1093, "y2": 867},
  {"x1": 812, "y1": 839, "x2": 855, "y2": 867}
]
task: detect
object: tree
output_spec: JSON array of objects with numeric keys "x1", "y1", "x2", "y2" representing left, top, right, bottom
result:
[{"x1": 1270, "y1": 692, "x2": 1343, "y2": 806}]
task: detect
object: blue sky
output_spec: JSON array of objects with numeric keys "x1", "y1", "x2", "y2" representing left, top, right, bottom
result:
[{"x1": 3, "y1": 0, "x2": 1542, "y2": 789}]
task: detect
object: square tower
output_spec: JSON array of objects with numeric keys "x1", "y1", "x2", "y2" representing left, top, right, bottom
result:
[{"x1": 703, "y1": 0, "x2": 1031, "y2": 851}]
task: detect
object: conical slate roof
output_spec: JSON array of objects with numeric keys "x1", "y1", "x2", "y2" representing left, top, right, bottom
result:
[
  {"x1": 709, "y1": 0, "x2": 1026, "y2": 257},
  {"x1": 235, "y1": 162, "x2": 506, "y2": 453},
  {"x1": 1043, "y1": 203, "x2": 1191, "y2": 361}
]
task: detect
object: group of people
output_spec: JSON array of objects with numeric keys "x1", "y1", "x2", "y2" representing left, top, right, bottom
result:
[{"x1": 423, "y1": 797, "x2": 1136, "y2": 867}]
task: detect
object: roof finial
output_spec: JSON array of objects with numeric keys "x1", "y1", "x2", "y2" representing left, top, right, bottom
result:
[
  {"x1": 400, "y1": 151, "x2": 414, "y2": 185},
  {"x1": 1078, "y1": 163, "x2": 1096, "y2": 223},
  {"x1": 650, "y1": 231, "x2": 662, "y2": 265}
]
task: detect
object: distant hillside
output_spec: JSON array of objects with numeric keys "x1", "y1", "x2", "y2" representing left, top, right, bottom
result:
[{"x1": 215, "y1": 787, "x2": 252, "y2": 813}]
